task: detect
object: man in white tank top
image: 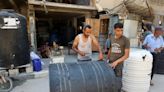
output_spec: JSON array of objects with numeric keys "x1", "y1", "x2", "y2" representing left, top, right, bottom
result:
[{"x1": 72, "y1": 25, "x2": 103, "y2": 61}]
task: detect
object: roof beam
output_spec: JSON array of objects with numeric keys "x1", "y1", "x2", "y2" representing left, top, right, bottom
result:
[
  {"x1": 28, "y1": 0, "x2": 97, "y2": 11},
  {"x1": 33, "y1": 6, "x2": 92, "y2": 14}
]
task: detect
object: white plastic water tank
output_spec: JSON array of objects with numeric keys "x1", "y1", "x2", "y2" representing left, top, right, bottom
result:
[{"x1": 122, "y1": 48, "x2": 153, "y2": 92}]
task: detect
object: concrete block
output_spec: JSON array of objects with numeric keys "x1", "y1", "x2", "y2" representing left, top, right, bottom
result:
[
  {"x1": 9, "y1": 69, "x2": 19, "y2": 77},
  {"x1": 26, "y1": 66, "x2": 33, "y2": 73}
]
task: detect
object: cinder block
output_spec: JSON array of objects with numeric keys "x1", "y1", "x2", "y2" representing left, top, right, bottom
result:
[
  {"x1": 9, "y1": 69, "x2": 19, "y2": 76},
  {"x1": 26, "y1": 66, "x2": 33, "y2": 73}
]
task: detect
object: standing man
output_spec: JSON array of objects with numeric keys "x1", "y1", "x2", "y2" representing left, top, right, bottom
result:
[
  {"x1": 72, "y1": 24, "x2": 103, "y2": 61},
  {"x1": 104, "y1": 32, "x2": 112, "y2": 54},
  {"x1": 107, "y1": 23, "x2": 130, "y2": 91},
  {"x1": 142, "y1": 23, "x2": 152, "y2": 40},
  {"x1": 143, "y1": 27, "x2": 164, "y2": 85}
]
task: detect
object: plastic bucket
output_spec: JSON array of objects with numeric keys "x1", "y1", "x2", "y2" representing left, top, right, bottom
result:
[{"x1": 32, "y1": 59, "x2": 42, "y2": 72}]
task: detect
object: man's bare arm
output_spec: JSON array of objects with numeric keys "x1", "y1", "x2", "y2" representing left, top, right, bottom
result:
[
  {"x1": 111, "y1": 49, "x2": 130, "y2": 68},
  {"x1": 90, "y1": 35, "x2": 102, "y2": 53},
  {"x1": 90, "y1": 35, "x2": 103, "y2": 60},
  {"x1": 116, "y1": 49, "x2": 130, "y2": 64}
]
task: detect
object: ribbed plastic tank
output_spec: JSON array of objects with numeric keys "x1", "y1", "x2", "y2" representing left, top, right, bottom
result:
[
  {"x1": 49, "y1": 61, "x2": 117, "y2": 92},
  {"x1": 122, "y1": 48, "x2": 153, "y2": 92},
  {"x1": 0, "y1": 9, "x2": 30, "y2": 68}
]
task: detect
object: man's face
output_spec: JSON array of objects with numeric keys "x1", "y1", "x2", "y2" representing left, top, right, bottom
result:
[
  {"x1": 114, "y1": 28, "x2": 123, "y2": 38},
  {"x1": 155, "y1": 30, "x2": 163, "y2": 37},
  {"x1": 83, "y1": 28, "x2": 92, "y2": 37}
]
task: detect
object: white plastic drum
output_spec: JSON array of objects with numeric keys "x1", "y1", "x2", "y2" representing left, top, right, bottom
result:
[{"x1": 122, "y1": 48, "x2": 153, "y2": 92}]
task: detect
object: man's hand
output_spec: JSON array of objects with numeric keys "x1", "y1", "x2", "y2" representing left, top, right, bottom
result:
[
  {"x1": 98, "y1": 52, "x2": 103, "y2": 60},
  {"x1": 154, "y1": 48, "x2": 160, "y2": 53},
  {"x1": 78, "y1": 51, "x2": 85, "y2": 56},
  {"x1": 154, "y1": 48, "x2": 163, "y2": 53},
  {"x1": 110, "y1": 61, "x2": 119, "y2": 69},
  {"x1": 144, "y1": 45, "x2": 151, "y2": 49}
]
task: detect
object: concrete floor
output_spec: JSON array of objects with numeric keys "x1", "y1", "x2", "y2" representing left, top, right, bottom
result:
[
  {"x1": 10, "y1": 52, "x2": 164, "y2": 92},
  {"x1": 11, "y1": 76, "x2": 49, "y2": 92},
  {"x1": 149, "y1": 74, "x2": 164, "y2": 92},
  {"x1": 11, "y1": 74, "x2": 164, "y2": 92}
]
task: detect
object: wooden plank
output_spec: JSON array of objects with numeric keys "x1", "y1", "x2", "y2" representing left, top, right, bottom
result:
[
  {"x1": 100, "y1": 19, "x2": 109, "y2": 34},
  {"x1": 93, "y1": 19, "x2": 100, "y2": 37},
  {"x1": 28, "y1": 0, "x2": 97, "y2": 11}
]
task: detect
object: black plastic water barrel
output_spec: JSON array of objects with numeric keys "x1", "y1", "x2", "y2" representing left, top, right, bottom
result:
[
  {"x1": 49, "y1": 61, "x2": 117, "y2": 92},
  {"x1": 0, "y1": 10, "x2": 30, "y2": 68},
  {"x1": 156, "y1": 52, "x2": 164, "y2": 74}
]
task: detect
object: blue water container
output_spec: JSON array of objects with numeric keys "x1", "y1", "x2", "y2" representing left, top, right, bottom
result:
[{"x1": 32, "y1": 59, "x2": 42, "y2": 72}]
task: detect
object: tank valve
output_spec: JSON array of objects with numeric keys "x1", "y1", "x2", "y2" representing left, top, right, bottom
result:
[{"x1": 142, "y1": 55, "x2": 146, "y2": 61}]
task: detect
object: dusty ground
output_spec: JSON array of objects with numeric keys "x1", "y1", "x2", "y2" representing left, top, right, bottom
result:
[{"x1": 11, "y1": 52, "x2": 164, "y2": 92}]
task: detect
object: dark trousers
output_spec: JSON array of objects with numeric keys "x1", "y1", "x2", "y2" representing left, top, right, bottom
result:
[
  {"x1": 109, "y1": 61, "x2": 123, "y2": 92},
  {"x1": 114, "y1": 64, "x2": 123, "y2": 92},
  {"x1": 151, "y1": 53, "x2": 158, "y2": 80}
]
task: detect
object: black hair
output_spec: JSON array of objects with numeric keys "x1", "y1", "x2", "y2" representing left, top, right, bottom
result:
[
  {"x1": 114, "y1": 23, "x2": 123, "y2": 29},
  {"x1": 145, "y1": 23, "x2": 152, "y2": 31},
  {"x1": 83, "y1": 24, "x2": 92, "y2": 30}
]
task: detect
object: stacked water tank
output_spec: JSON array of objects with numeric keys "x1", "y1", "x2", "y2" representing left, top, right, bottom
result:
[
  {"x1": 122, "y1": 48, "x2": 153, "y2": 92},
  {"x1": 0, "y1": 9, "x2": 30, "y2": 69}
]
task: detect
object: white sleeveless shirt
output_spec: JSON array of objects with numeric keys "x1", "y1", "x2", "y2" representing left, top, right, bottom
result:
[{"x1": 77, "y1": 34, "x2": 92, "y2": 60}]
